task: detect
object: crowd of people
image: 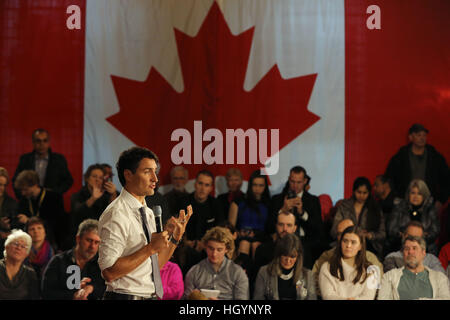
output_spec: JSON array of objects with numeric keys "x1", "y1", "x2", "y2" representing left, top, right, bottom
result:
[{"x1": 0, "y1": 124, "x2": 449, "y2": 300}]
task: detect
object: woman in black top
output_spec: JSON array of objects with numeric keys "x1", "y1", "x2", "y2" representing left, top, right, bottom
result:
[
  {"x1": 0, "y1": 229, "x2": 39, "y2": 299},
  {"x1": 388, "y1": 179, "x2": 439, "y2": 255},
  {"x1": 253, "y1": 233, "x2": 316, "y2": 300}
]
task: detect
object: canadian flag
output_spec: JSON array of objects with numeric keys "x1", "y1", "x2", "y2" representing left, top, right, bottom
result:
[{"x1": 1, "y1": 0, "x2": 449, "y2": 207}]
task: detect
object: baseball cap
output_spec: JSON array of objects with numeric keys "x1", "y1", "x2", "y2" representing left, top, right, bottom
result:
[{"x1": 409, "y1": 123, "x2": 429, "y2": 134}]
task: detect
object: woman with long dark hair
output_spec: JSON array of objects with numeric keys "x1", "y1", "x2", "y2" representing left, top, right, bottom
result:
[
  {"x1": 331, "y1": 177, "x2": 385, "y2": 258},
  {"x1": 228, "y1": 169, "x2": 271, "y2": 259},
  {"x1": 253, "y1": 233, "x2": 316, "y2": 300},
  {"x1": 319, "y1": 226, "x2": 377, "y2": 300}
]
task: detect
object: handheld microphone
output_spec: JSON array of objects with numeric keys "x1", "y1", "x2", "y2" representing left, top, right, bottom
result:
[{"x1": 153, "y1": 205, "x2": 163, "y2": 233}]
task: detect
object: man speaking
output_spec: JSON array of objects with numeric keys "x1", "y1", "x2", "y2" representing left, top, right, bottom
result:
[{"x1": 98, "y1": 147, "x2": 193, "y2": 300}]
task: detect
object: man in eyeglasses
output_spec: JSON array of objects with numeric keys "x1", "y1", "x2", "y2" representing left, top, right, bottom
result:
[{"x1": 12, "y1": 128, "x2": 73, "y2": 200}]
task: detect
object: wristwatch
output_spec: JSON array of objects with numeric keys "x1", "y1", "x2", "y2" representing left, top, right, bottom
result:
[{"x1": 169, "y1": 235, "x2": 181, "y2": 246}]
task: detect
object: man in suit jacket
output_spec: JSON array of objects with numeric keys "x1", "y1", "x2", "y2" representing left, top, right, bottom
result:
[
  {"x1": 267, "y1": 166, "x2": 325, "y2": 269},
  {"x1": 12, "y1": 129, "x2": 73, "y2": 199}
]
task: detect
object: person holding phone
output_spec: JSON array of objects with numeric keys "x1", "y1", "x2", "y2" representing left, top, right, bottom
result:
[{"x1": 70, "y1": 164, "x2": 118, "y2": 243}]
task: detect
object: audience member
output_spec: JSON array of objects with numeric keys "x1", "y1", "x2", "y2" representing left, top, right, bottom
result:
[
  {"x1": 145, "y1": 186, "x2": 171, "y2": 225},
  {"x1": 228, "y1": 170, "x2": 270, "y2": 260},
  {"x1": 180, "y1": 170, "x2": 225, "y2": 247},
  {"x1": 331, "y1": 177, "x2": 385, "y2": 259},
  {"x1": 319, "y1": 226, "x2": 377, "y2": 300},
  {"x1": 217, "y1": 168, "x2": 245, "y2": 220},
  {"x1": 439, "y1": 242, "x2": 450, "y2": 271},
  {"x1": 378, "y1": 236, "x2": 450, "y2": 300},
  {"x1": 100, "y1": 163, "x2": 114, "y2": 182},
  {"x1": 159, "y1": 260, "x2": 184, "y2": 300},
  {"x1": 12, "y1": 128, "x2": 73, "y2": 199},
  {"x1": 71, "y1": 164, "x2": 118, "y2": 239},
  {"x1": 384, "y1": 123, "x2": 449, "y2": 210},
  {"x1": 41, "y1": 219, "x2": 105, "y2": 300},
  {"x1": 222, "y1": 222, "x2": 252, "y2": 275},
  {"x1": 253, "y1": 211, "x2": 299, "y2": 279},
  {"x1": 25, "y1": 217, "x2": 54, "y2": 280},
  {"x1": 13, "y1": 170, "x2": 68, "y2": 251},
  {"x1": 0, "y1": 229, "x2": 39, "y2": 300},
  {"x1": 0, "y1": 167, "x2": 17, "y2": 258},
  {"x1": 388, "y1": 179, "x2": 440, "y2": 255},
  {"x1": 384, "y1": 221, "x2": 444, "y2": 273},
  {"x1": 373, "y1": 175, "x2": 401, "y2": 221},
  {"x1": 313, "y1": 219, "x2": 382, "y2": 297},
  {"x1": 164, "y1": 166, "x2": 189, "y2": 217},
  {"x1": 268, "y1": 166, "x2": 324, "y2": 269},
  {"x1": 184, "y1": 226, "x2": 249, "y2": 300},
  {"x1": 253, "y1": 233, "x2": 316, "y2": 300}
]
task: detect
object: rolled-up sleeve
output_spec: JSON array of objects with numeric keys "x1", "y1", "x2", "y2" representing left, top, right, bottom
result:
[{"x1": 98, "y1": 210, "x2": 129, "y2": 271}]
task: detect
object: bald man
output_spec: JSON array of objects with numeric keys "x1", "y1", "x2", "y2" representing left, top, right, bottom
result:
[{"x1": 312, "y1": 219, "x2": 383, "y2": 297}]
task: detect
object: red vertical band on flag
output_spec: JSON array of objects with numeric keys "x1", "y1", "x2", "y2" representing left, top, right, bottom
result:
[
  {"x1": 345, "y1": 0, "x2": 450, "y2": 198},
  {"x1": 0, "y1": 0, "x2": 86, "y2": 209}
]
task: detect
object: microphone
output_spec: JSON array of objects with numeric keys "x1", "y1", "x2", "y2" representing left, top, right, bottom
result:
[{"x1": 153, "y1": 205, "x2": 163, "y2": 233}]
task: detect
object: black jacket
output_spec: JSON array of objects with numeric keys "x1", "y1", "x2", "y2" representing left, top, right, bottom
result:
[
  {"x1": 387, "y1": 196, "x2": 440, "y2": 253},
  {"x1": 41, "y1": 249, "x2": 105, "y2": 300},
  {"x1": 178, "y1": 193, "x2": 225, "y2": 241},
  {"x1": 15, "y1": 188, "x2": 69, "y2": 250},
  {"x1": 385, "y1": 144, "x2": 449, "y2": 203},
  {"x1": 0, "y1": 194, "x2": 17, "y2": 227},
  {"x1": 12, "y1": 148, "x2": 73, "y2": 199}
]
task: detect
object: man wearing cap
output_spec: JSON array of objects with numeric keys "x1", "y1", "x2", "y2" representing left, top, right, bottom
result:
[{"x1": 384, "y1": 123, "x2": 449, "y2": 209}]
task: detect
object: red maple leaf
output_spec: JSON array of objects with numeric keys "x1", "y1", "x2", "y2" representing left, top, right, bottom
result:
[{"x1": 107, "y1": 3, "x2": 319, "y2": 185}]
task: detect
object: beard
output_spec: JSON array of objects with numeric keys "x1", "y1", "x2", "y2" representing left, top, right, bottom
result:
[{"x1": 405, "y1": 256, "x2": 419, "y2": 269}]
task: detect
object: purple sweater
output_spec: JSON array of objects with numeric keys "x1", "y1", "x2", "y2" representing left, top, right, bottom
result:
[{"x1": 159, "y1": 261, "x2": 184, "y2": 300}]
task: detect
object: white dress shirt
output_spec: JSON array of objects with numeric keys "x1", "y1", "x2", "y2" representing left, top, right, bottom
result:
[{"x1": 98, "y1": 188, "x2": 156, "y2": 297}]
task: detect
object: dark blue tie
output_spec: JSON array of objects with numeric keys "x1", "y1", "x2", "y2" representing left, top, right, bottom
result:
[{"x1": 139, "y1": 206, "x2": 164, "y2": 299}]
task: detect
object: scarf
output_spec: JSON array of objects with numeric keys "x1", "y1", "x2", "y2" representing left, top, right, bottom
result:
[{"x1": 29, "y1": 240, "x2": 53, "y2": 267}]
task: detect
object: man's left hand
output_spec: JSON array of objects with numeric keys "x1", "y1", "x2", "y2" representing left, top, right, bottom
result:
[{"x1": 166, "y1": 205, "x2": 193, "y2": 242}]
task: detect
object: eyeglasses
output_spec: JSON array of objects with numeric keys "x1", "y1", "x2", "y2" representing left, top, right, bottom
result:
[{"x1": 11, "y1": 242, "x2": 28, "y2": 250}]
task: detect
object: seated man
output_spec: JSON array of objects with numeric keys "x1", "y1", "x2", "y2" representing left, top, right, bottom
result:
[
  {"x1": 164, "y1": 166, "x2": 190, "y2": 218},
  {"x1": 267, "y1": 166, "x2": 324, "y2": 269},
  {"x1": 13, "y1": 170, "x2": 68, "y2": 250},
  {"x1": 312, "y1": 219, "x2": 383, "y2": 297},
  {"x1": 41, "y1": 219, "x2": 106, "y2": 300},
  {"x1": 12, "y1": 128, "x2": 73, "y2": 199},
  {"x1": 373, "y1": 175, "x2": 401, "y2": 220},
  {"x1": 184, "y1": 226, "x2": 248, "y2": 300},
  {"x1": 253, "y1": 210, "x2": 299, "y2": 278},
  {"x1": 216, "y1": 168, "x2": 245, "y2": 220},
  {"x1": 179, "y1": 170, "x2": 225, "y2": 246},
  {"x1": 384, "y1": 221, "x2": 445, "y2": 273},
  {"x1": 378, "y1": 235, "x2": 450, "y2": 300}
]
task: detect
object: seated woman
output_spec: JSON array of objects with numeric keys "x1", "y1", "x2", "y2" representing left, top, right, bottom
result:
[
  {"x1": 0, "y1": 229, "x2": 39, "y2": 299},
  {"x1": 319, "y1": 226, "x2": 377, "y2": 300},
  {"x1": 388, "y1": 179, "x2": 440, "y2": 255},
  {"x1": 25, "y1": 217, "x2": 54, "y2": 280},
  {"x1": 331, "y1": 177, "x2": 385, "y2": 258},
  {"x1": 70, "y1": 164, "x2": 118, "y2": 239},
  {"x1": 253, "y1": 233, "x2": 316, "y2": 300},
  {"x1": 228, "y1": 170, "x2": 270, "y2": 259}
]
